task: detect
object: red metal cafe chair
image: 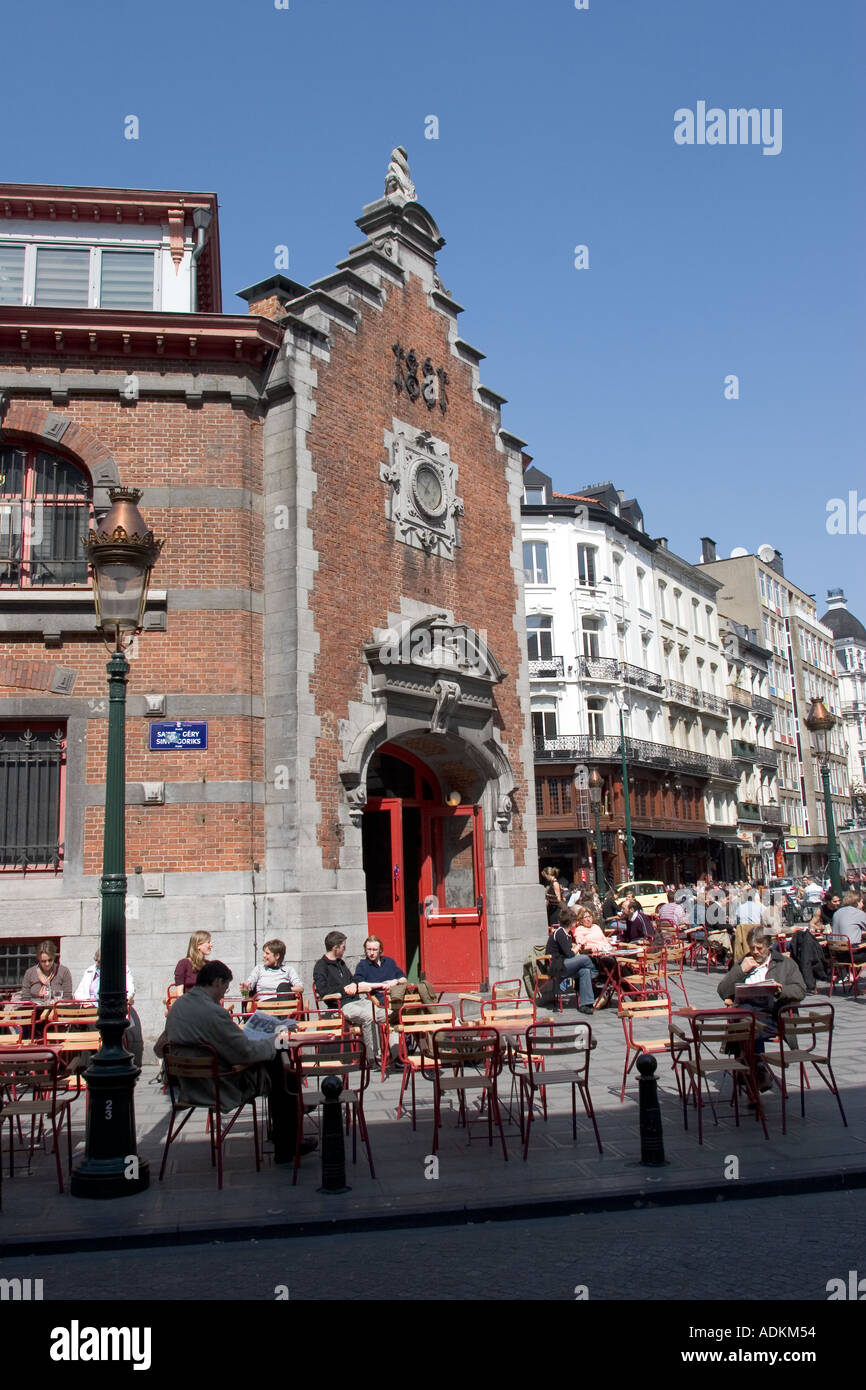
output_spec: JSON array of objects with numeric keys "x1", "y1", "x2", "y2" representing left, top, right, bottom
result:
[
  {"x1": 518, "y1": 1020, "x2": 603, "y2": 1160},
  {"x1": 159, "y1": 1043, "x2": 261, "y2": 1190},
  {"x1": 617, "y1": 992, "x2": 676, "y2": 1103},
  {"x1": 826, "y1": 935, "x2": 866, "y2": 999},
  {"x1": 678, "y1": 1009, "x2": 769, "y2": 1144},
  {"x1": 431, "y1": 1026, "x2": 508, "y2": 1161},
  {"x1": 0, "y1": 1047, "x2": 75, "y2": 1194},
  {"x1": 291, "y1": 1036, "x2": 374, "y2": 1185},
  {"x1": 763, "y1": 1002, "x2": 847, "y2": 1135},
  {"x1": 395, "y1": 1003, "x2": 455, "y2": 1128}
]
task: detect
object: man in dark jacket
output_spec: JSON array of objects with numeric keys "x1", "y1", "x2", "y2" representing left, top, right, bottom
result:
[
  {"x1": 620, "y1": 900, "x2": 657, "y2": 944},
  {"x1": 312, "y1": 930, "x2": 382, "y2": 1064}
]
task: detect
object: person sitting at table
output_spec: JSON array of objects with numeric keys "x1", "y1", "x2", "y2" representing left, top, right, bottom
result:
[
  {"x1": 154, "y1": 960, "x2": 315, "y2": 1164},
  {"x1": 831, "y1": 891, "x2": 866, "y2": 960},
  {"x1": 312, "y1": 931, "x2": 382, "y2": 1066},
  {"x1": 601, "y1": 890, "x2": 620, "y2": 925},
  {"x1": 620, "y1": 899, "x2": 657, "y2": 945},
  {"x1": 717, "y1": 927, "x2": 806, "y2": 1089},
  {"x1": 821, "y1": 891, "x2": 841, "y2": 927},
  {"x1": 545, "y1": 907, "x2": 597, "y2": 1014},
  {"x1": 74, "y1": 947, "x2": 143, "y2": 1069},
  {"x1": 20, "y1": 940, "x2": 73, "y2": 1003},
  {"x1": 353, "y1": 936, "x2": 407, "y2": 1068},
  {"x1": 246, "y1": 939, "x2": 303, "y2": 1002},
  {"x1": 572, "y1": 907, "x2": 612, "y2": 957},
  {"x1": 174, "y1": 930, "x2": 213, "y2": 993},
  {"x1": 657, "y1": 890, "x2": 688, "y2": 932}
]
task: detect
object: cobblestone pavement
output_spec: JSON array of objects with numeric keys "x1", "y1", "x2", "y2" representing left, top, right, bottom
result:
[
  {"x1": 0, "y1": 1189, "x2": 860, "y2": 1300},
  {"x1": 1, "y1": 966, "x2": 864, "y2": 1251}
]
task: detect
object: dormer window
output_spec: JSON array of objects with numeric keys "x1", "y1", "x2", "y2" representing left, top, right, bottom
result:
[
  {"x1": 523, "y1": 485, "x2": 546, "y2": 506},
  {"x1": 1, "y1": 242, "x2": 157, "y2": 310}
]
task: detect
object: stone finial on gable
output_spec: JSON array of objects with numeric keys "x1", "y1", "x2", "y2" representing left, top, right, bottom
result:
[{"x1": 384, "y1": 147, "x2": 417, "y2": 205}]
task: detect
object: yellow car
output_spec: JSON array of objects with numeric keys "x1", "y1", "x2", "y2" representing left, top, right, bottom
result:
[{"x1": 614, "y1": 880, "x2": 668, "y2": 915}]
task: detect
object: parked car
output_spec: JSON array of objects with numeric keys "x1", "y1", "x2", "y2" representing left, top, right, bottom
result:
[{"x1": 614, "y1": 880, "x2": 668, "y2": 915}]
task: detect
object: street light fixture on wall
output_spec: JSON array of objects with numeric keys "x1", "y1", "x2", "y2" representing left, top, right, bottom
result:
[
  {"x1": 804, "y1": 697, "x2": 842, "y2": 899},
  {"x1": 71, "y1": 487, "x2": 163, "y2": 1199}
]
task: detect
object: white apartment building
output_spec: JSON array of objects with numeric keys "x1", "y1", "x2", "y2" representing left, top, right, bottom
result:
[
  {"x1": 820, "y1": 590, "x2": 866, "y2": 823},
  {"x1": 522, "y1": 472, "x2": 739, "y2": 887}
]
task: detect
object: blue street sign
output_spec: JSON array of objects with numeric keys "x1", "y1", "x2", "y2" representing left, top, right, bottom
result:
[{"x1": 149, "y1": 721, "x2": 208, "y2": 751}]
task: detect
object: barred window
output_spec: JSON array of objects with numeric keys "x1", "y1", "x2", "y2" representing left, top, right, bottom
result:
[
  {"x1": 0, "y1": 939, "x2": 59, "y2": 990},
  {"x1": 0, "y1": 447, "x2": 92, "y2": 588},
  {"x1": 0, "y1": 725, "x2": 66, "y2": 871}
]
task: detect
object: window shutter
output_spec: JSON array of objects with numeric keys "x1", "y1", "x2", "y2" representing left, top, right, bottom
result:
[
  {"x1": 34, "y1": 248, "x2": 90, "y2": 307},
  {"x1": 0, "y1": 245, "x2": 26, "y2": 304},
  {"x1": 100, "y1": 250, "x2": 155, "y2": 309}
]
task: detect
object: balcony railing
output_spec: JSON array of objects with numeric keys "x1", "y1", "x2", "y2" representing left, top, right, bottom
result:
[
  {"x1": 755, "y1": 746, "x2": 779, "y2": 768},
  {"x1": 726, "y1": 684, "x2": 752, "y2": 708},
  {"x1": 752, "y1": 695, "x2": 774, "y2": 719},
  {"x1": 533, "y1": 734, "x2": 737, "y2": 780},
  {"x1": 665, "y1": 679, "x2": 700, "y2": 708},
  {"x1": 699, "y1": 691, "x2": 727, "y2": 716},
  {"x1": 737, "y1": 802, "x2": 762, "y2": 822},
  {"x1": 576, "y1": 657, "x2": 663, "y2": 693},
  {"x1": 528, "y1": 655, "x2": 564, "y2": 678},
  {"x1": 761, "y1": 805, "x2": 784, "y2": 824},
  {"x1": 732, "y1": 740, "x2": 757, "y2": 760}
]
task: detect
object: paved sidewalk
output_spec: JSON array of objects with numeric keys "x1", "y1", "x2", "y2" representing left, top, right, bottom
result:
[{"x1": 1, "y1": 968, "x2": 864, "y2": 1252}]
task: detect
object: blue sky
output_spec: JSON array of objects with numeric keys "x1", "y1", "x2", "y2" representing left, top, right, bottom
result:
[{"x1": 5, "y1": 0, "x2": 864, "y2": 618}]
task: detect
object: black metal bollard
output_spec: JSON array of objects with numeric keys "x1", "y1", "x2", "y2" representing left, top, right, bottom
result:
[
  {"x1": 317, "y1": 1073, "x2": 350, "y2": 1194},
  {"x1": 636, "y1": 1053, "x2": 667, "y2": 1166}
]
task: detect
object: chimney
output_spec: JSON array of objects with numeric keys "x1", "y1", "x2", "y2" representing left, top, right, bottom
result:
[
  {"x1": 826, "y1": 588, "x2": 846, "y2": 609},
  {"x1": 655, "y1": 537, "x2": 668, "y2": 550},
  {"x1": 700, "y1": 536, "x2": 717, "y2": 563}
]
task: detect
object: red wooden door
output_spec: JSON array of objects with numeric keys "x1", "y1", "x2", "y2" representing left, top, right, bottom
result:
[
  {"x1": 361, "y1": 798, "x2": 405, "y2": 966},
  {"x1": 420, "y1": 805, "x2": 487, "y2": 991}
]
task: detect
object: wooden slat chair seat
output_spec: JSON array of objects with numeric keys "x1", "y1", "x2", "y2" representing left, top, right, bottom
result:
[
  {"x1": 244, "y1": 992, "x2": 303, "y2": 1018},
  {"x1": 291, "y1": 1038, "x2": 374, "y2": 1184},
  {"x1": 663, "y1": 944, "x2": 690, "y2": 1004},
  {"x1": 762, "y1": 1002, "x2": 847, "y2": 1134},
  {"x1": 0, "y1": 1047, "x2": 74, "y2": 1193},
  {"x1": 159, "y1": 1043, "x2": 261, "y2": 1190},
  {"x1": 678, "y1": 1009, "x2": 769, "y2": 1144},
  {"x1": 518, "y1": 1020, "x2": 603, "y2": 1159},
  {"x1": 431, "y1": 1027, "x2": 508, "y2": 1161},
  {"x1": 42, "y1": 1028, "x2": 102, "y2": 1093}
]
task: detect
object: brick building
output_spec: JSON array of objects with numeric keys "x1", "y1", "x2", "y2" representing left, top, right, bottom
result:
[{"x1": 0, "y1": 157, "x2": 543, "y2": 1037}]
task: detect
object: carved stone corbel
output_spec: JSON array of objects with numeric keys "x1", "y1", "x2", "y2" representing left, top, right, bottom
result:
[{"x1": 429, "y1": 678, "x2": 461, "y2": 734}]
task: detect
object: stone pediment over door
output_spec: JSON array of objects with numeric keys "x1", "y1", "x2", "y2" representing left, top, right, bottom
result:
[{"x1": 339, "y1": 613, "x2": 516, "y2": 830}]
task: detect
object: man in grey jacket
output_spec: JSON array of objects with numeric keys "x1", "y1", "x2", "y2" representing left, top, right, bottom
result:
[{"x1": 156, "y1": 960, "x2": 314, "y2": 1162}]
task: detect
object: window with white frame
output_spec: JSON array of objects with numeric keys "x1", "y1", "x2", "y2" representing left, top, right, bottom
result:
[
  {"x1": 586, "y1": 698, "x2": 605, "y2": 739},
  {"x1": 526, "y1": 614, "x2": 553, "y2": 661},
  {"x1": 523, "y1": 484, "x2": 545, "y2": 505},
  {"x1": 577, "y1": 544, "x2": 597, "y2": 588},
  {"x1": 532, "y1": 708, "x2": 558, "y2": 744},
  {"x1": 0, "y1": 242, "x2": 157, "y2": 310},
  {"x1": 581, "y1": 617, "x2": 600, "y2": 660},
  {"x1": 522, "y1": 540, "x2": 549, "y2": 585},
  {"x1": 692, "y1": 598, "x2": 702, "y2": 636},
  {"x1": 636, "y1": 567, "x2": 646, "y2": 609},
  {"x1": 658, "y1": 581, "x2": 668, "y2": 620}
]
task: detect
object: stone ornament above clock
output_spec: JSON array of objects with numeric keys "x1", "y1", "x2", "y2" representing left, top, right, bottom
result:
[{"x1": 380, "y1": 421, "x2": 464, "y2": 559}]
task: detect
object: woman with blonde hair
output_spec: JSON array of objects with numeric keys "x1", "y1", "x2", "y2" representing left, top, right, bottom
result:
[{"x1": 174, "y1": 930, "x2": 213, "y2": 993}]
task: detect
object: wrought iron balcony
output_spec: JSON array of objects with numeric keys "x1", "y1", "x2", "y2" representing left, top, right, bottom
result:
[
  {"x1": 737, "y1": 802, "x2": 762, "y2": 822},
  {"x1": 699, "y1": 691, "x2": 727, "y2": 716},
  {"x1": 532, "y1": 733, "x2": 737, "y2": 781},
  {"x1": 528, "y1": 655, "x2": 564, "y2": 679},
  {"x1": 761, "y1": 804, "x2": 784, "y2": 824},
  {"x1": 732, "y1": 740, "x2": 757, "y2": 761},
  {"x1": 752, "y1": 695, "x2": 774, "y2": 719},
  {"x1": 755, "y1": 746, "x2": 779, "y2": 768},
  {"x1": 665, "y1": 679, "x2": 700, "y2": 707},
  {"x1": 726, "y1": 684, "x2": 752, "y2": 708},
  {"x1": 575, "y1": 657, "x2": 663, "y2": 693}
]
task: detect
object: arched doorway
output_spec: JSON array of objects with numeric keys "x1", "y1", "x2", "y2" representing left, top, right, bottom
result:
[{"x1": 361, "y1": 743, "x2": 488, "y2": 991}]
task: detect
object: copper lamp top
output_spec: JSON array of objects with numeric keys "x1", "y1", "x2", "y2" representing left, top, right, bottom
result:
[{"x1": 804, "y1": 697, "x2": 836, "y2": 733}]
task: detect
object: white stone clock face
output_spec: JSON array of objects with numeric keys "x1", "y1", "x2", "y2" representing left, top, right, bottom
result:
[{"x1": 413, "y1": 462, "x2": 445, "y2": 518}]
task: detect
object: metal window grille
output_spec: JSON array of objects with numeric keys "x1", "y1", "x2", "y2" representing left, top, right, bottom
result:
[
  {"x1": 0, "y1": 940, "x2": 59, "y2": 989},
  {"x1": 0, "y1": 727, "x2": 65, "y2": 870},
  {"x1": 0, "y1": 447, "x2": 91, "y2": 587}
]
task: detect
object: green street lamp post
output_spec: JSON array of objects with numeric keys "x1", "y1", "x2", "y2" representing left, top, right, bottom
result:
[
  {"x1": 804, "y1": 697, "x2": 842, "y2": 900},
  {"x1": 618, "y1": 698, "x2": 634, "y2": 880},
  {"x1": 588, "y1": 768, "x2": 605, "y2": 894},
  {"x1": 71, "y1": 488, "x2": 163, "y2": 1199}
]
